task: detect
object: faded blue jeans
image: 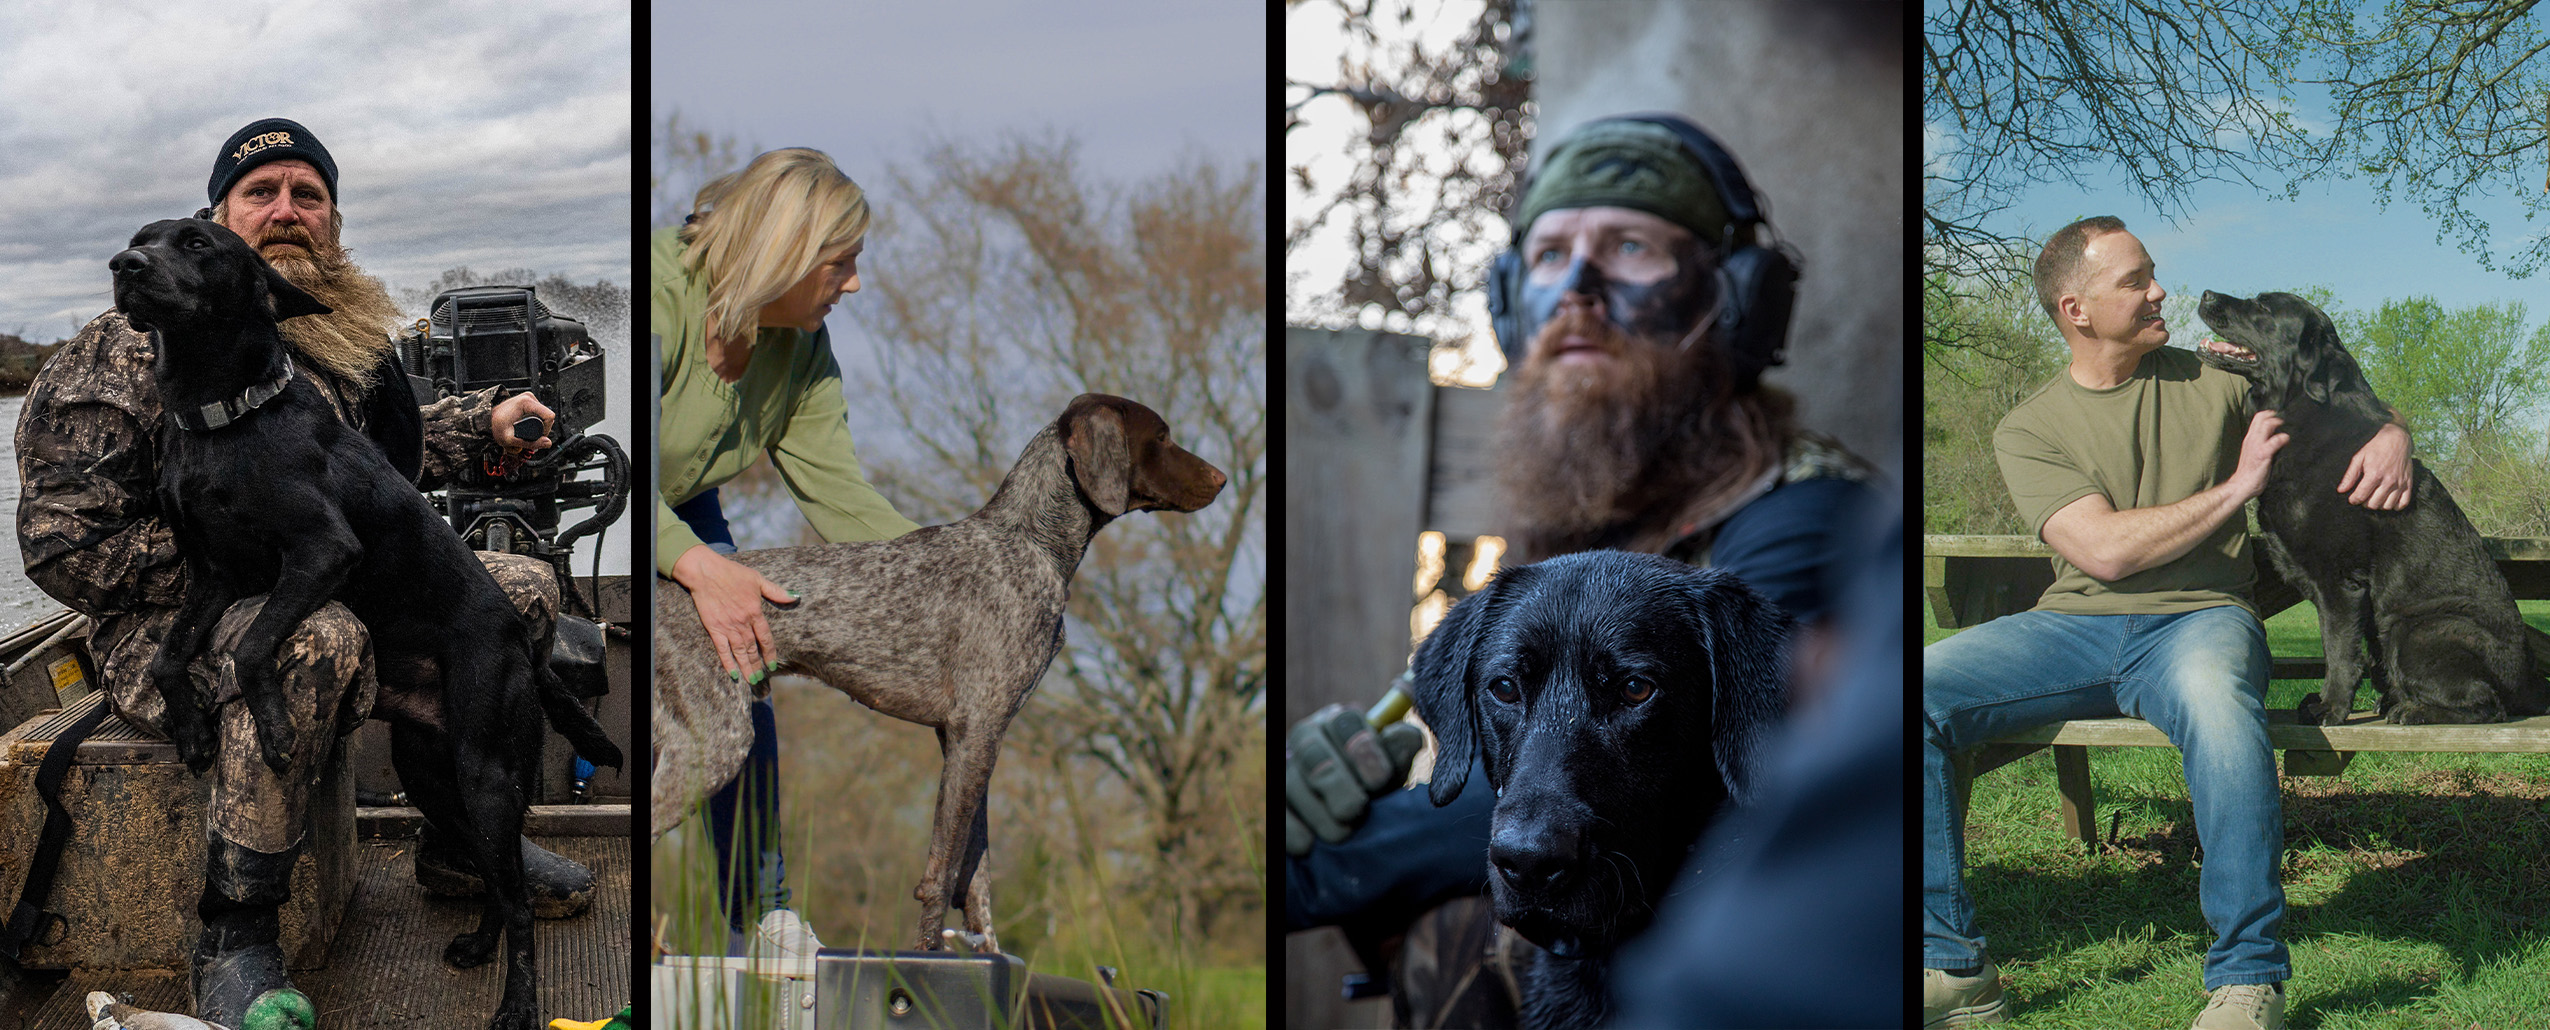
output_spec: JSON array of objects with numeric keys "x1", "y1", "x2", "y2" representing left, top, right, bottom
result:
[
  {"x1": 672, "y1": 488, "x2": 791, "y2": 931},
  {"x1": 1922, "y1": 606, "x2": 2289, "y2": 991}
]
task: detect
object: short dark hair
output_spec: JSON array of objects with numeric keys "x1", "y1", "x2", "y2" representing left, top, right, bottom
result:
[{"x1": 2032, "y1": 215, "x2": 2128, "y2": 324}]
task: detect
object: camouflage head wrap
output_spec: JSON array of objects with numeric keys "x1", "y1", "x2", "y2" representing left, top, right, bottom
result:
[{"x1": 1512, "y1": 120, "x2": 1732, "y2": 246}]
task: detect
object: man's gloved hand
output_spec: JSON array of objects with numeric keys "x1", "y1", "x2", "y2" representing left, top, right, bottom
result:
[{"x1": 1283, "y1": 702, "x2": 1426, "y2": 857}]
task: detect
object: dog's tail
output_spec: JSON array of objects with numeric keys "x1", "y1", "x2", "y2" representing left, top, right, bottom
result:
[{"x1": 536, "y1": 657, "x2": 624, "y2": 770}]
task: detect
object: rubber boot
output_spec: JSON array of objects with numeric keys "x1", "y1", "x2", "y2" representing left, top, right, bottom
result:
[
  {"x1": 193, "y1": 836, "x2": 315, "y2": 1030},
  {"x1": 414, "y1": 825, "x2": 595, "y2": 919}
]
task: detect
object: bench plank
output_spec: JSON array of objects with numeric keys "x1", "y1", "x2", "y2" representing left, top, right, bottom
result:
[{"x1": 1991, "y1": 713, "x2": 2550, "y2": 753}]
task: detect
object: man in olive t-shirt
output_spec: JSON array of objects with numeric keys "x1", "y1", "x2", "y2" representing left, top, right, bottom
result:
[{"x1": 1920, "y1": 217, "x2": 2413, "y2": 1030}]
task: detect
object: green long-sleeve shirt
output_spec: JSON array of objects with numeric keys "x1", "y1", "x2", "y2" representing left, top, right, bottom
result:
[{"x1": 652, "y1": 226, "x2": 919, "y2": 577}]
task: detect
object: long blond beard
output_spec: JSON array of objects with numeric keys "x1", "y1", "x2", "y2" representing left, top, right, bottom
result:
[{"x1": 247, "y1": 227, "x2": 401, "y2": 389}]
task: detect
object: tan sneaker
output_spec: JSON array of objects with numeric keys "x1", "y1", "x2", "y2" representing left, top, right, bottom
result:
[
  {"x1": 2191, "y1": 982, "x2": 2285, "y2": 1030},
  {"x1": 1922, "y1": 962, "x2": 2009, "y2": 1027},
  {"x1": 751, "y1": 908, "x2": 825, "y2": 959}
]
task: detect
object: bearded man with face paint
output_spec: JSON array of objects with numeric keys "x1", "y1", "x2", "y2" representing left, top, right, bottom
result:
[
  {"x1": 1487, "y1": 116, "x2": 1877, "y2": 590},
  {"x1": 1282, "y1": 114, "x2": 1885, "y2": 1027}
]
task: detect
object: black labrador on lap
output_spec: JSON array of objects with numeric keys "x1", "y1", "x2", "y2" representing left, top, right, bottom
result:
[
  {"x1": 111, "y1": 218, "x2": 619, "y2": 1030},
  {"x1": 1407, "y1": 550, "x2": 1789, "y2": 1029},
  {"x1": 2196, "y1": 290, "x2": 2550, "y2": 724}
]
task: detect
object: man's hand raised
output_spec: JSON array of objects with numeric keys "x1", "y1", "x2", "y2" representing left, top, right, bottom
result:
[{"x1": 2224, "y1": 409, "x2": 2289, "y2": 502}]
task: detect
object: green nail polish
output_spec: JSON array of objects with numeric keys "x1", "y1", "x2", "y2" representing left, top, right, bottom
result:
[
  {"x1": 749, "y1": 669, "x2": 767, "y2": 686},
  {"x1": 729, "y1": 670, "x2": 741, "y2": 683}
]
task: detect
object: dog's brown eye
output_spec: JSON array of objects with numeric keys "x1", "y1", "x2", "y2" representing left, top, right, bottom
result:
[
  {"x1": 1621, "y1": 676, "x2": 1654, "y2": 704},
  {"x1": 1488, "y1": 676, "x2": 1520, "y2": 704}
]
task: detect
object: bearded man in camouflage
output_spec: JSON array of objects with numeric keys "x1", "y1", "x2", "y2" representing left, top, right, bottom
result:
[{"x1": 14, "y1": 117, "x2": 587, "y2": 1027}]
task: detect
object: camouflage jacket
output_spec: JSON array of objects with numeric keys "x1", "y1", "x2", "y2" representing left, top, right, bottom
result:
[{"x1": 14, "y1": 310, "x2": 500, "y2": 618}]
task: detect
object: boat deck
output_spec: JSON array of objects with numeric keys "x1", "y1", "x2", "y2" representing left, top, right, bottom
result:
[{"x1": 5, "y1": 832, "x2": 629, "y2": 1029}]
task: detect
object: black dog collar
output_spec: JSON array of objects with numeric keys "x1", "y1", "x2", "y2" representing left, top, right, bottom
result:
[{"x1": 168, "y1": 356, "x2": 294, "y2": 432}]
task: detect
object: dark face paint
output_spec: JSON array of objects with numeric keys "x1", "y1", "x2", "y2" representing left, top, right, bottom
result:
[{"x1": 1516, "y1": 236, "x2": 1719, "y2": 353}]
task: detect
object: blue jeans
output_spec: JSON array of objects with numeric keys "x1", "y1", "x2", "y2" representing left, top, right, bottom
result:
[
  {"x1": 673, "y1": 488, "x2": 790, "y2": 929},
  {"x1": 1922, "y1": 606, "x2": 2288, "y2": 990}
]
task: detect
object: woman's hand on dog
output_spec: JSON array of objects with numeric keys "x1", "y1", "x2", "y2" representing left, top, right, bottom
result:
[{"x1": 673, "y1": 544, "x2": 792, "y2": 683}]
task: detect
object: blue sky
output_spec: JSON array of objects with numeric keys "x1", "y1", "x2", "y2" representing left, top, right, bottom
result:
[
  {"x1": 2001, "y1": 170, "x2": 2545, "y2": 321},
  {"x1": 1928, "y1": 11, "x2": 2547, "y2": 328}
]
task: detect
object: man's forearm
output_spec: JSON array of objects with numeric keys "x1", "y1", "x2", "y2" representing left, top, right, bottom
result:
[{"x1": 2047, "y1": 480, "x2": 2248, "y2": 582}]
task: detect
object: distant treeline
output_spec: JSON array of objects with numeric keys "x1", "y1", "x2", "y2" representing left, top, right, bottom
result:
[{"x1": 0, "y1": 332, "x2": 58, "y2": 393}]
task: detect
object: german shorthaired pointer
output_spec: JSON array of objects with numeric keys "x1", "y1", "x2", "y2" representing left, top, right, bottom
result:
[{"x1": 651, "y1": 393, "x2": 1225, "y2": 951}]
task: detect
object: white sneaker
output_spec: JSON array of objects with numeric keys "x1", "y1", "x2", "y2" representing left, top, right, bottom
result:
[
  {"x1": 751, "y1": 908, "x2": 825, "y2": 960},
  {"x1": 2191, "y1": 982, "x2": 2285, "y2": 1030}
]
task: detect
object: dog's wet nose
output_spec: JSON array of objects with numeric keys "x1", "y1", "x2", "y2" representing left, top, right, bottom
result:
[
  {"x1": 1490, "y1": 820, "x2": 1582, "y2": 895},
  {"x1": 109, "y1": 249, "x2": 149, "y2": 278}
]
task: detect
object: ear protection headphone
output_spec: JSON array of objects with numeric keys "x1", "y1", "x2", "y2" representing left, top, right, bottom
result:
[{"x1": 1487, "y1": 114, "x2": 1800, "y2": 387}]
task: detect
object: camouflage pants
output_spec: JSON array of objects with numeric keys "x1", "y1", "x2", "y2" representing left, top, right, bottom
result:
[
  {"x1": 95, "y1": 552, "x2": 558, "y2": 853},
  {"x1": 1391, "y1": 896, "x2": 1525, "y2": 1029}
]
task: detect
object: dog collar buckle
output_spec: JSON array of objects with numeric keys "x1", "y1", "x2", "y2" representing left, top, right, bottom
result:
[{"x1": 168, "y1": 356, "x2": 294, "y2": 432}]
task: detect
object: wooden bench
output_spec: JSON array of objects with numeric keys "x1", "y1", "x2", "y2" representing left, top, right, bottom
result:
[{"x1": 1927, "y1": 533, "x2": 2550, "y2": 850}]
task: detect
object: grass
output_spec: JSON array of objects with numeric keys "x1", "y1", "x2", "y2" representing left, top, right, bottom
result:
[
  {"x1": 1927, "y1": 599, "x2": 2550, "y2": 1028},
  {"x1": 650, "y1": 678, "x2": 1264, "y2": 1030}
]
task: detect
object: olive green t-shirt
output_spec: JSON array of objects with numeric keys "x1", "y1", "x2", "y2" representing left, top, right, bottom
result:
[{"x1": 1994, "y1": 346, "x2": 2255, "y2": 615}]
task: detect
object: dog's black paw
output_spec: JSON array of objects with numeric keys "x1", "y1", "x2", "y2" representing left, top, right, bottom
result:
[
  {"x1": 2297, "y1": 693, "x2": 2350, "y2": 726},
  {"x1": 157, "y1": 682, "x2": 218, "y2": 774},
  {"x1": 485, "y1": 1007, "x2": 537, "y2": 1030},
  {"x1": 444, "y1": 929, "x2": 498, "y2": 969},
  {"x1": 252, "y1": 718, "x2": 296, "y2": 774}
]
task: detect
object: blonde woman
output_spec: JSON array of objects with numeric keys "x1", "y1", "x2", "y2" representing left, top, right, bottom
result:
[{"x1": 653, "y1": 148, "x2": 918, "y2": 954}]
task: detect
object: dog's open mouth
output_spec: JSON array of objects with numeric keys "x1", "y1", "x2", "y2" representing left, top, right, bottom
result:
[{"x1": 2199, "y1": 336, "x2": 2258, "y2": 364}]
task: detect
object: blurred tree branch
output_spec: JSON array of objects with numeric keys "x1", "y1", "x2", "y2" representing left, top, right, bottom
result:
[
  {"x1": 651, "y1": 107, "x2": 752, "y2": 231},
  {"x1": 1284, "y1": 0, "x2": 1532, "y2": 344}
]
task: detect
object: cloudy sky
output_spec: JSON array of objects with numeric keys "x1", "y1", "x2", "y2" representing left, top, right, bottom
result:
[
  {"x1": 0, "y1": 0, "x2": 631, "y2": 341},
  {"x1": 650, "y1": 0, "x2": 1264, "y2": 189}
]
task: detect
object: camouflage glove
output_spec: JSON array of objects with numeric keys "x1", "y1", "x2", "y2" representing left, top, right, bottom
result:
[{"x1": 1283, "y1": 702, "x2": 1426, "y2": 857}]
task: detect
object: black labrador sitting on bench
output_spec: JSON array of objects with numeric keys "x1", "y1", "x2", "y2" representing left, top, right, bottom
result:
[
  {"x1": 2196, "y1": 289, "x2": 2550, "y2": 724},
  {"x1": 652, "y1": 393, "x2": 1226, "y2": 952},
  {"x1": 1406, "y1": 551, "x2": 1790, "y2": 1029},
  {"x1": 112, "y1": 217, "x2": 621, "y2": 1030}
]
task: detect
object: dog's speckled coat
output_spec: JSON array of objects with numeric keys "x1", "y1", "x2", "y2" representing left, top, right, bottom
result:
[{"x1": 652, "y1": 394, "x2": 1224, "y2": 949}]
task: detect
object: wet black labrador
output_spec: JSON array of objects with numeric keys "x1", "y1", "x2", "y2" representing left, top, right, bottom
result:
[
  {"x1": 1407, "y1": 550, "x2": 1790, "y2": 1029},
  {"x1": 2196, "y1": 290, "x2": 2550, "y2": 724},
  {"x1": 112, "y1": 218, "x2": 619, "y2": 1030}
]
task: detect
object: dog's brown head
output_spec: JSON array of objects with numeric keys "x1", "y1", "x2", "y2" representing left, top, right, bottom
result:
[
  {"x1": 1059, "y1": 393, "x2": 1226, "y2": 516},
  {"x1": 110, "y1": 218, "x2": 330, "y2": 336}
]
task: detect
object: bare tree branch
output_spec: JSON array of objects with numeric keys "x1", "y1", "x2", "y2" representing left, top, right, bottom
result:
[{"x1": 1924, "y1": 0, "x2": 2550, "y2": 346}]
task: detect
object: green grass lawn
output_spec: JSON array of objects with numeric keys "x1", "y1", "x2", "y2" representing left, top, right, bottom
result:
[{"x1": 1926, "y1": 600, "x2": 2550, "y2": 1028}]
